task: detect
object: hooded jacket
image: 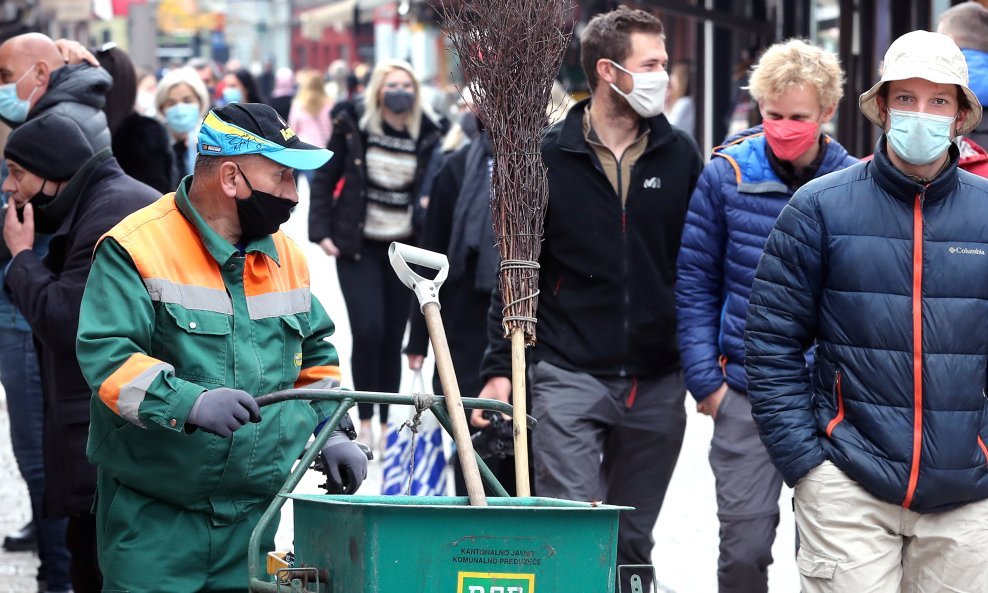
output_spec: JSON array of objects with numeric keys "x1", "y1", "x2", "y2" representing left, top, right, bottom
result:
[
  {"x1": 11, "y1": 64, "x2": 113, "y2": 153},
  {"x1": 4, "y1": 150, "x2": 158, "y2": 516},
  {"x1": 481, "y1": 99, "x2": 703, "y2": 380},
  {"x1": 676, "y1": 127, "x2": 856, "y2": 401},
  {"x1": 746, "y1": 137, "x2": 988, "y2": 513},
  {"x1": 959, "y1": 136, "x2": 988, "y2": 178}
]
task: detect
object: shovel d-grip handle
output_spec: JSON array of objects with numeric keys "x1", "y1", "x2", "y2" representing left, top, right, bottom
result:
[
  {"x1": 389, "y1": 242, "x2": 488, "y2": 507},
  {"x1": 388, "y1": 242, "x2": 449, "y2": 311}
]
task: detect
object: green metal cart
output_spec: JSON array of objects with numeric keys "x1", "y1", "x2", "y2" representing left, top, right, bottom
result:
[{"x1": 246, "y1": 389, "x2": 629, "y2": 593}]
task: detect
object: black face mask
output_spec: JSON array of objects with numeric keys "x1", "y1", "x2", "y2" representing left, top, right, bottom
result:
[
  {"x1": 459, "y1": 111, "x2": 480, "y2": 139},
  {"x1": 382, "y1": 89, "x2": 415, "y2": 114},
  {"x1": 17, "y1": 180, "x2": 62, "y2": 233},
  {"x1": 235, "y1": 165, "x2": 295, "y2": 241}
]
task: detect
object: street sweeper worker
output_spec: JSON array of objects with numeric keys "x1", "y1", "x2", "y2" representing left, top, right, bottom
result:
[{"x1": 77, "y1": 102, "x2": 368, "y2": 592}]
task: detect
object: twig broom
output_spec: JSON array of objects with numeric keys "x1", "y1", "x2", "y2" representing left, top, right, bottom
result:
[{"x1": 439, "y1": 0, "x2": 573, "y2": 496}]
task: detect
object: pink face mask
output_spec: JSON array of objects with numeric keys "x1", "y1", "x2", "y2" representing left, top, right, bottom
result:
[{"x1": 762, "y1": 118, "x2": 820, "y2": 162}]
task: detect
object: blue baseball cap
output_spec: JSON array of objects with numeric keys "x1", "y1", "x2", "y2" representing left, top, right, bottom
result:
[{"x1": 197, "y1": 102, "x2": 333, "y2": 170}]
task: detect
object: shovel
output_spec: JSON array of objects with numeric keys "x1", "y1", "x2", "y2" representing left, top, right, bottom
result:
[{"x1": 388, "y1": 242, "x2": 487, "y2": 506}]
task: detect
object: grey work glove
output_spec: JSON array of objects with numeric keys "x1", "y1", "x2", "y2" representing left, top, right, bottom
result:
[
  {"x1": 320, "y1": 432, "x2": 368, "y2": 494},
  {"x1": 186, "y1": 388, "x2": 261, "y2": 437}
]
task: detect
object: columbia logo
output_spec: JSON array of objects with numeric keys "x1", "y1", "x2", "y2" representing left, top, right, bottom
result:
[
  {"x1": 643, "y1": 177, "x2": 661, "y2": 189},
  {"x1": 948, "y1": 246, "x2": 986, "y2": 255}
]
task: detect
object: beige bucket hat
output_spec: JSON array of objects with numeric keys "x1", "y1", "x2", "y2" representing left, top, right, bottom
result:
[{"x1": 859, "y1": 30, "x2": 982, "y2": 135}]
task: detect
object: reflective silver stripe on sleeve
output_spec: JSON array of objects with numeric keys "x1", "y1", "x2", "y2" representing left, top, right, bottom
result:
[
  {"x1": 144, "y1": 278, "x2": 233, "y2": 314},
  {"x1": 118, "y1": 361, "x2": 176, "y2": 427},
  {"x1": 246, "y1": 288, "x2": 311, "y2": 319},
  {"x1": 300, "y1": 377, "x2": 341, "y2": 390}
]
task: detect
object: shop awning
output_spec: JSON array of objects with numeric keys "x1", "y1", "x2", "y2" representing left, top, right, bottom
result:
[{"x1": 300, "y1": 0, "x2": 357, "y2": 40}]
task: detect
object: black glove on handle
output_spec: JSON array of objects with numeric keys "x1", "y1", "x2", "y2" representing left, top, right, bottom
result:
[
  {"x1": 320, "y1": 432, "x2": 368, "y2": 494},
  {"x1": 187, "y1": 388, "x2": 261, "y2": 437}
]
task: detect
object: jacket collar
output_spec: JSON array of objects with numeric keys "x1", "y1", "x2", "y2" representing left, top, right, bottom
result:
[
  {"x1": 557, "y1": 98, "x2": 675, "y2": 155},
  {"x1": 175, "y1": 176, "x2": 281, "y2": 266},
  {"x1": 870, "y1": 135, "x2": 960, "y2": 205},
  {"x1": 714, "y1": 127, "x2": 852, "y2": 193},
  {"x1": 47, "y1": 148, "x2": 114, "y2": 237}
]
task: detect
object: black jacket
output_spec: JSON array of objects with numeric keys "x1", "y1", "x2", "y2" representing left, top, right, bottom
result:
[
  {"x1": 15, "y1": 64, "x2": 113, "y2": 152},
  {"x1": 481, "y1": 99, "x2": 703, "y2": 380},
  {"x1": 112, "y1": 112, "x2": 175, "y2": 194},
  {"x1": 308, "y1": 101, "x2": 442, "y2": 257},
  {"x1": 5, "y1": 151, "x2": 159, "y2": 516},
  {"x1": 406, "y1": 144, "x2": 493, "y2": 395},
  {"x1": 269, "y1": 94, "x2": 294, "y2": 122}
]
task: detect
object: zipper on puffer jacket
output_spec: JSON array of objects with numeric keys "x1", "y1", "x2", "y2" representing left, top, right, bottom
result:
[
  {"x1": 981, "y1": 389, "x2": 988, "y2": 467},
  {"x1": 903, "y1": 192, "x2": 925, "y2": 509},
  {"x1": 826, "y1": 370, "x2": 845, "y2": 437}
]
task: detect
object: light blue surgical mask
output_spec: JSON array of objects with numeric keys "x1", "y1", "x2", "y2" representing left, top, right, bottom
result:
[
  {"x1": 886, "y1": 108, "x2": 956, "y2": 166},
  {"x1": 222, "y1": 87, "x2": 242, "y2": 104},
  {"x1": 0, "y1": 68, "x2": 39, "y2": 124},
  {"x1": 164, "y1": 102, "x2": 200, "y2": 134}
]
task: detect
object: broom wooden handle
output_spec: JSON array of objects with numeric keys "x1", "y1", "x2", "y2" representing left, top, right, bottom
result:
[
  {"x1": 511, "y1": 328, "x2": 531, "y2": 496},
  {"x1": 422, "y1": 302, "x2": 488, "y2": 506}
]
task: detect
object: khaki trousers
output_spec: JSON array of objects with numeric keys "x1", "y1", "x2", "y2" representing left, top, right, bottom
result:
[{"x1": 794, "y1": 460, "x2": 988, "y2": 593}]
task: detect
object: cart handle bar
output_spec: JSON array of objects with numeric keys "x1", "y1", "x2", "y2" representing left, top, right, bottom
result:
[{"x1": 256, "y1": 388, "x2": 536, "y2": 428}]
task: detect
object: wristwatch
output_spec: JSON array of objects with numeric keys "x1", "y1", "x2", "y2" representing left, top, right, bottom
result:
[{"x1": 335, "y1": 414, "x2": 357, "y2": 441}]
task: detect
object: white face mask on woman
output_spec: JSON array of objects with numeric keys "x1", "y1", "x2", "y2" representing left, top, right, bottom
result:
[{"x1": 608, "y1": 61, "x2": 669, "y2": 118}]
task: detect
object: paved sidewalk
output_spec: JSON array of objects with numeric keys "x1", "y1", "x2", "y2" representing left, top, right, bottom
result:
[
  {"x1": 0, "y1": 178, "x2": 798, "y2": 592},
  {"x1": 0, "y1": 392, "x2": 40, "y2": 593}
]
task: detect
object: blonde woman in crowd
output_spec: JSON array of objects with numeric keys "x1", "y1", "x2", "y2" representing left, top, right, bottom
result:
[
  {"x1": 288, "y1": 70, "x2": 334, "y2": 187},
  {"x1": 308, "y1": 60, "x2": 442, "y2": 454}
]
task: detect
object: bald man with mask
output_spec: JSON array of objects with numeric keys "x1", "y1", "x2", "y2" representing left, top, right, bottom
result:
[{"x1": 0, "y1": 32, "x2": 111, "y2": 149}]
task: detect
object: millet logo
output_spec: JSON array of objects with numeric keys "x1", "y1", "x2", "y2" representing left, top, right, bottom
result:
[
  {"x1": 948, "y1": 246, "x2": 986, "y2": 255},
  {"x1": 643, "y1": 177, "x2": 661, "y2": 189}
]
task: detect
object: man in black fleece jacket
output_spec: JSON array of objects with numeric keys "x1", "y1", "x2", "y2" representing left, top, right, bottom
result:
[{"x1": 474, "y1": 7, "x2": 702, "y2": 591}]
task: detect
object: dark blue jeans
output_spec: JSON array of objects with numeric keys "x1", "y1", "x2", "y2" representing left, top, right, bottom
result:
[{"x1": 0, "y1": 328, "x2": 71, "y2": 591}]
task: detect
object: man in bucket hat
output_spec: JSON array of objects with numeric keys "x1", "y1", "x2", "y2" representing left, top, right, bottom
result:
[
  {"x1": 745, "y1": 30, "x2": 988, "y2": 592},
  {"x1": 76, "y1": 102, "x2": 367, "y2": 592}
]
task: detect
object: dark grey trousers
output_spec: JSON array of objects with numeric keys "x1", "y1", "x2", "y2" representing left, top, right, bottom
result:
[
  {"x1": 709, "y1": 388, "x2": 785, "y2": 593},
  {"x1": 529, "y1": 361, "x2": 687, "y2": 592}
]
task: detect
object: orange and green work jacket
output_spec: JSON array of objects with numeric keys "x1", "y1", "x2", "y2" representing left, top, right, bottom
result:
[{"x1": 78, "y1": 179, "x2": 342, "y2": 525}]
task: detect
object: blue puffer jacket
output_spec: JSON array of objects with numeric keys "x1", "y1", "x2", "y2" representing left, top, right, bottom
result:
[
  {"x1": 676, "y1": 127, "x2": 855, "y2": 401},
  {"x1": 746, "y1": 138, "x2": 988, "y2": 513}
]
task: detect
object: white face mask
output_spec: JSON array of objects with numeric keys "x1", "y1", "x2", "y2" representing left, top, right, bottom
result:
[
  {"x1": 135, "y1": 90, "x2": 156, "y2": 117},
  {"x1": 608, "y1": 61, "x2": 669, "y2": 118}
]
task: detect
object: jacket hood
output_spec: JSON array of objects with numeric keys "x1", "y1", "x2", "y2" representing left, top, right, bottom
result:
[
  {"x1": 959, "y1": 136, "x2": 988, "y2": 168},
  {"x1": 714, "y1": 125, "x2": 853, "y2": 191},
  {"x1": 30, "y1": 64, "x2": 112, "y2": 117},
  {"x1": 45, "y1": 148, "x2": 115, "y2": 236}
]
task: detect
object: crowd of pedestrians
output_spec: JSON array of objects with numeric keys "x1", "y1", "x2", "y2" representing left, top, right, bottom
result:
[{"x1": 1, "y1": 2, "x2": 988, "y2": 593}]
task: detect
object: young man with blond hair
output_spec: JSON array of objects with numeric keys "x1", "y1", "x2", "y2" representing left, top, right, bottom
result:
[
  {"x1": 747, "y1": 31, "x2": 988, "y2": 592},
  {"x1": 676, "y1": 39, "x2": 856, "y2": 593}
]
